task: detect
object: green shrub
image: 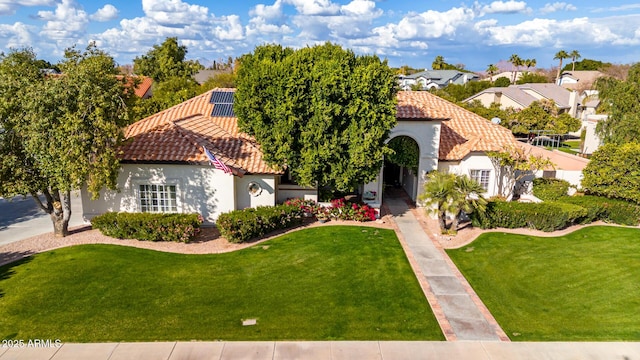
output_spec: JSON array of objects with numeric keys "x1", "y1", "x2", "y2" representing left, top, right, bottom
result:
[
  {"x1": 471, "y1": 200, "x2": 586, "y2": 232},
  {"x1": 560, "y1": 195, "x2": 640, "y2": 226},
  {"x1": 91, "y1": 212, "x2": 203, "y2": 243},
  {"x1": 216, "y1": 204, "x2": 303, "y2": 243},
  {"x1": 533, "y1": 178, "x2": 570, "y2": 201}
]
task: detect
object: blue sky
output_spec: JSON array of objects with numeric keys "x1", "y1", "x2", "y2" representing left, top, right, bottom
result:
[{"x1": 1, "y1": 0, "x2": 639, "y2": 72}]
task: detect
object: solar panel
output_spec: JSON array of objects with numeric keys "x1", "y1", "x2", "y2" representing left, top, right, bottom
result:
[
  {"x1": 210, "y1": 91, "x2": 235, "y2": 117},
  {"x1": 211, "y1": 103, "x2": 235, "y2": 117},
  {"x1": 210, "y1": 91, "x2": 234, "y2": 104}
]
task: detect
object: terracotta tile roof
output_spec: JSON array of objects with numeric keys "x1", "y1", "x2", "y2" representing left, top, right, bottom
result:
[
  {"x1": 121, "y1": 88, "x2": 518, "y2": 172},
  {"x1": 397, "y1": 91, "x2": 450, "y2": 120},
  {"x1": 133, "y1": 76, "x2": 153, "y2": 98},
  {"x1": 120, "y1": 89, "x2": 281, "y2": 175},
  {"x1": 397, "y1": 91, "x2": 518, "y2": 160}
]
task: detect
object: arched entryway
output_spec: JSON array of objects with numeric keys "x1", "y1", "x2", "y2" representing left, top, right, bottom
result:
[{"x1": 383, "y1": 135, "x2": 420, "y2": 201}]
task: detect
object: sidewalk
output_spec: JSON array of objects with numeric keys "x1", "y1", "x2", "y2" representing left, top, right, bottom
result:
[
  {"x1": 384, "y1": 196, "x2": 508, "y2": 341},
  {"x1": 2, "y1": 340, "x2": 639, "y2": 359}
]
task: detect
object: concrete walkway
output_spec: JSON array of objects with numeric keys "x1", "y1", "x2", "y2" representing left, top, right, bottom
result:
[
  {"x1": 2, "y1": 340, "x2": 640, "y2": 359},
  {"x1": 384, "y1": 196, "x2": 508, "y2": 341}
]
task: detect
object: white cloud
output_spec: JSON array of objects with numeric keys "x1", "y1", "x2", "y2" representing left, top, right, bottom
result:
[
  {"x1": 341, "y1": 0, "x2": 378, "y2": 16},
  {"x1": 393, "y1": 7, "x2": 476, "y2": 40},
  {"x1": 214, "y1": 15, "x2": 244, "y2": 41},
  {"x1": 0, "y1": 0, "x2": 55, "y2": 16},
  {"x1": 282, "y1": 0, "x2": 340, "y2": 16},
  {"x1": 90, "y1": 4, "x2": 119, "y2": 22},
  {"x1": 481, "y1": 0, "x2": 531, "y2": 14},
  {"x1": 37, "y1": 0, "x2": 89, "y2": 41},
  {"x1": 142, "y1": 0, "x2": 210, "y2": 26},
  {"x1": 474, "y1": 16, "x2": 626, "y2": 47},
  {"x1": 540, "y1": 2, "x2": 577, "y2": 14},
  {"x1": 250, "y1": 0, "x2": 284, "y2": 19},
  {"x1": 0, "y1": 22, "x2": 37, "y2": 48}
]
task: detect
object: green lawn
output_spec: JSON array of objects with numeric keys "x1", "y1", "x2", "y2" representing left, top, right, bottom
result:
[
  {"x1": 0, "y1": 226, "x2": 443, "y2": 342},
  {"x1": 447, "y1": 226, "x2": 640, "y2": 341}
]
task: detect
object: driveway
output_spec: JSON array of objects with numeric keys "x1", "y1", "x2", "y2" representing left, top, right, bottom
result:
[{"x1": 0, "y1": 193, "x2": 86, "y2": 245}]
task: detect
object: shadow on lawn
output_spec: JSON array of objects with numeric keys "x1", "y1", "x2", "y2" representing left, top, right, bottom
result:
[{"x1": 0, "y1": 255, "x2": 33, "y2": 299}]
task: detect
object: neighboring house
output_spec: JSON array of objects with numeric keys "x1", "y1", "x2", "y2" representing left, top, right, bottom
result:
[
  {"x1": 581, "y1": 114, "x2": 606, "y2": 155},
  {"x1": 82, "y1": 89, "x2": 587, "y2": 223},
  {"x1": 557, "y1": 71, "x2": 604, "y2": 90},
  {"x1": 484, "y1": 71, "x2": 524, "y2": 83},
  {"x1": 193, "y1": 69, "x2": 233, "y2": 85},
  {"x1": 120, "y1": 75, "x2": 153, "y2": 99},
  {"x1": 398, "y1": 70, "x2": 479, "y2": 90},
  {"x1": 464, "y1": 83, "x2": 580, "y2": 118},
  {"x1": 133, "y1": 76, "x2": 153, "y2": 99}
]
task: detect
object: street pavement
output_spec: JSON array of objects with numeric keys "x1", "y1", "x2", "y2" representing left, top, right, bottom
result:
[{"x1": 0, "y1": 193, "x2": 86, "y2": 245}]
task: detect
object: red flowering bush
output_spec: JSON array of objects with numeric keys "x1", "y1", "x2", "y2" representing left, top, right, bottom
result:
[{"x1": 316, "y1": 197, "x2": 376, "y2": 222}]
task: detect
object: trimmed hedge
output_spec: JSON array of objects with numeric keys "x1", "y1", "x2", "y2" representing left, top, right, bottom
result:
[
  {"x1": 91, "y1": 212, "x2": 202, "y2": 243},
  {"x1": 559, "y1": 195, "x2": 640, "y2": 226},
  {"x1": 471, "y1": 200, "x2": 587, "y2": 232},
  {"x1": 216, "y1": 204, "x2": 303, "y2": 243},
  {"x1": 471, "y1": 195, "x2": 640, "y2": 232},
  {"x1": 532, "y1": 178, "x2": 570, "y2": 201}
]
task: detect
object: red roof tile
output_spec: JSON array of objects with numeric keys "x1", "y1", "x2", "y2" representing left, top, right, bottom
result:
[
  {"x1": 121, "y1": 89, "x2": 280, "y2": 175},
  {"x1": 397, "y1": 91, "x2": 518, "y2": 160},
  {"x1": 120, "y1": 89, "x2": 518, "y2": 173}
]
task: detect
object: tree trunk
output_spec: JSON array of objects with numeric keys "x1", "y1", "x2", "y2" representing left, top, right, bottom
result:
[
  {"x1": 51, "y1": 190, "x2": 72, "y2": 237},
  {"x1": 451, "y1": 211, "x2": 461, "y2": 232},
  {"x1": 438, "y1": 211, "x2": 447, "y2": 233},
  {"x1": 32, "y1": 189, "x2": 71, "y2": 237}
]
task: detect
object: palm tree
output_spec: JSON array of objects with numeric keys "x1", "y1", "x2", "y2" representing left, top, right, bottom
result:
[
  {"x1": 419, "y1": 171, "x2": 456, "y2": 232},
  {"x1": 554, "y1": 50, "x2": 569, "y2": 83},
  {"x1": 432, "y1": 55, "x2": 445, "y2": 70},
  {"x1": 449, "y1": 175, "x2": 487, "y2": 232},
  {"x1": 509, "y1": 54, "x2": 523, "y2": 84},
  {"x1": 524, "y1": 58, "x2": 537, "y2": 71},
  {"x1": 569, "y1": 50, "x2": 581, "y2": 71},
  {"x1": 486, "y1": 64, "x2": 499, "y2": 82}
]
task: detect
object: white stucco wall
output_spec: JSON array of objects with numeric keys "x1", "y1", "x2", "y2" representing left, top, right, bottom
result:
[
  {"x1": 236, "y1": 175, "x2": 277, "y2": 210},
  {"x1": 276, "y1": 184, "x2": 318, "y2": 203},
  {"x1": 364, "y1": 120, "x2": 442, "y2": 203},
  {"x1": 81, "y1": 164, "x2": 276, "y2": 224},
  {"x1": 438, "y1": 153, "x2": 500, "y2": 197}
]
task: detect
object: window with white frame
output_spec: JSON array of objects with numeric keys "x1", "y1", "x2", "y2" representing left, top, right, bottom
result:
[
  {"x1": 470, "y1": 169, "x2": 491, "y2": 191},
  {"x1": 139, "y1": 184, "x2": 177, "y2": 213}
]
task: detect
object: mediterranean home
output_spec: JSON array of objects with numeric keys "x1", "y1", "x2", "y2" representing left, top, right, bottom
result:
[
  {"x1": 81, "y1": 88, "x2": 583, "y2": 223},
  {"x1": 464, "y1": 83, "x2": 579, "y2": 118},
  {"x1": 398, "y1": 70, "x2": 479, "y2": 90},
  {"x1": 557, "y1": 71, "x2": 604, "y2": 91}
]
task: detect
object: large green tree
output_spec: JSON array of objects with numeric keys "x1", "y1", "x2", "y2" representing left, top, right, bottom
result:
[
  {"x1": 133, "y1": 37, "x2": 203, "y2": 82},
  {"x1": 234, "y1": 43, "x2": 397, "y2": 191},
  {"x1": 595, "y1": 63, "x2": 640, "y2": 145},
  {"x1": 0, "y1": 46, "x2": 131, "y2": 237},
  {"x1": 506, "y1": 99, "x2": 581, "y2": 135},
  {"x1": 582, "y1": 142, "x2": 640, "y2": 203}
]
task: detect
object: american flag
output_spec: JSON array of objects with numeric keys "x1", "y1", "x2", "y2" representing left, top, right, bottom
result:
[{"x1": 202, "y1": 146, "x2": 232, "y2": 174}]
